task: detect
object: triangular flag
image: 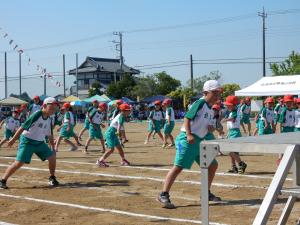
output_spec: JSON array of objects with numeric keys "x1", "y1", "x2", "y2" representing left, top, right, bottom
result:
[
  {"x1": 13, "y1": 45, "x2": 18, "y2": 50},
  {"x1": 9, "y1": 40, "x2": 13, "y2": 45},
  {"x1": 3, "y1": 33, "x2": 8, "y2": 38}
]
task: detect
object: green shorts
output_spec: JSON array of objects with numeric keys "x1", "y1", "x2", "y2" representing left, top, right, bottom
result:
[
  {"x1": 4, "y1": 129, "x2": 14, "y2": 140},
  {"x1": 16, "y1": 135, "x2": 54, "y2": 164},
  {"x1": 84, "y1": 117, "x2": 90, "y2": 129},
  {"x1": 60, "y1": 124, "x2": 76, "y2": 139},
  {"x1": 163, "y1": 121, "x2": 175, "y2": 135},
  {"x1": 174, "y1": 132, "x2": 217, "y2": 170},
  {"x1": 258, "y1": 121, "x2": 274, "y2": 135},
  {"x1": 105, "y1": 127, "x2": 120, "y2": 149},
  {"x1": 241, "y1": 115, "x2": 250, "y2": 124},
  {"x1": 89, "y1": 124, "x2": 103, "y2": 139},
  {"x1": 204, "y1": 132, "x2": 215, "y2": 141},
  {"x1": 295, "y1": 127, "x2": 300, "y2": 132},
  {"x1": 281, "y1": 127, "x2": 295, "y2": 133},
  {"x1": 148, "y1": 120, "x2": 161, "y2": 133},
  {"x1": 227, "y1": 128, "x2": 242, "y2": 139}
]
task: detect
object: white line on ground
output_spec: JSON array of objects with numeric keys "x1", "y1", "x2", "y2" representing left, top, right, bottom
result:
[
  {"x1": 0, "y1": 222, "x2": 18, "y2": 225},
  {"x1": 0, "y1": 156, "x2": 290, "y2": 181},
  {"x1": 0, "y1": 163, "x2": 267, "y2": 190},
  {"x1": 0, "y1": 193, "x2": 228, "y2": 225}
]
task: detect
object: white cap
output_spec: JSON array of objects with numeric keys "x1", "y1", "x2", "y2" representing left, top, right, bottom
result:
[
  {"x1": 43, "y1": 97, "x2": 57, "y2": 105},
  {"x1": 203, "y1": 80, "x2": 222, "y2": 92}
]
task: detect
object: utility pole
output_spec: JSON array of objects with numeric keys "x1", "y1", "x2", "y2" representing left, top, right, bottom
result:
[
  {"x1": 258, "y1": 7, "x2": 267, "y2": 77},
  {"x1": 44, "y1": 70, "x2": 47, "y2": 96},
  {"x1": 63, "y1": 54, "x2": 66, "y2": 97},
  {"x1": 4, "y1": 52, "x2": 7, "y2": 98},
  {"x1": 76, "y1": 53, "x2": 79, "y2": 97},
  {"x1": 190, "y1": 54, "x2": 194, "y2": 90},
  {"x1": 19, "y1": 52, "x2": 22, "y2": 97},
  {"x1": 113, "y1": 32, "x2": 123, "y2": 80}
]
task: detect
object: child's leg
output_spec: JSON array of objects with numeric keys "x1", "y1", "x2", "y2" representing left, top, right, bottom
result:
[
  {"x1": 0, "y1": 139, "x2": 8, "y2": 148},
  {"x1": 73, "y1": 134, "x2": 82, "y2": 146},
  {"x1": 247, "y1": 123, "x2": 251, "y2": 135},
  {"x1": 208, "y1": 163, "x2": 218, "y2": 190},
  {"x1": 162, "y1": 166, "x2": 183, "y2": 193},
  {"x1": 84, "y1": 137, "x2": 92, "y2": 153},
  {"x1": 64, "y1": 139, "x2": 76, "y2": 149},
  {"x1": 2, "y1": 161, "x2": 24, "y2": 181},
  {"x1": 55, "y1": 136, "x2": 63, "y2": 151},
  {"x1": 240, "y1": 122, "x2": 246, "y2": 133},
  {"x1": 100, "y1": 138, "x2": 106, "y2": 152},
  {"x1": 78, "y1": 128, "x2": 87, "y2": 139},
  {"x1": 169, "y1": 134, "x2": 175, "y2": 145},
  {"x1": 99, "y1": 147, "x2": 114, "y2": 161},
  {"x1": 115, "y1": 144, "x2": 126, "y2": 161},
  {"x1": 145, "y1": 131, "x2": 153, "y2": 143},
  {"x1": 47, "y1": 154, "x2": 56, "y2": 176},
  {"x1": 253, "y1": 127, "x2": 258, "y2": 136},
  {"x1": 230, "y1": 152, "x2": 241, "y2": 164},
  {"x1": 156, "y1": 131, "x2": 164, "y2": 142}
]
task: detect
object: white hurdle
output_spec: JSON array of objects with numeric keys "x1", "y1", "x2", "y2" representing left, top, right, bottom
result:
[{"x1": 200, "y1": 132, "x2": 300, "y2": 225}]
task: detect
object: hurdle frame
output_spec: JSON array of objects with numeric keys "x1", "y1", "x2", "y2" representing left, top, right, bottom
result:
[{"x1": 200, "y1": 132, "x2": 300, "y2": 225}]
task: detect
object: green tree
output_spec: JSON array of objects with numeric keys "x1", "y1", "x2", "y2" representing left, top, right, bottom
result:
[
  {"x1": 167, "y1": 87, "x2": 196, "y2": 109},
  {"x1": 187, "y1": 71, "x2": 222, "y2": 93},
  {"x1": 88, "y1": 81, "x2": 103, "y2": 97},
  {"x1": 221, "y1": 83, "x2": 240, "y2": 99},
  {"x1": 154, "y1": 71, "x2": 181, "y2": 95},
  {"x1": 132, "y1": 75, "x2": 157, "y2": 99},
  {"x1": 106, "y1": 74, "x2": 136, "y2": 99},
  {"x1": 270, "y1": 51, "x2": 300, "y2": 75}
]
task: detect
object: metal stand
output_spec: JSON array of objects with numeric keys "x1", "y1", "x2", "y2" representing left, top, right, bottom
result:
[{"x1": 200, "y1": 134, "x2": 300, "y2": 225}]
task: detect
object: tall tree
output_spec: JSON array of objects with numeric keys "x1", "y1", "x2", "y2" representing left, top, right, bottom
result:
[
  {"x1": 221, "y1": 83, "x2": 240, "y2": 99},
  {"x1": 154, "y1": 71, "x2": 181, "y2": 95},
  {"x1": 88, "y1": 81, "x2": 103, "y2": 97},
  {"x1": 132, "y1": 75, "x2": 157, "y2": 99},
  {"x1": 270, "y1": 51, "x2": 300, "y2": 75},
  {"x1": 187, "y1": 71, "x2": 222, "y2": 93},
  {"x1": 106, "y1": 74, "x2": 136, "y2": 99}
]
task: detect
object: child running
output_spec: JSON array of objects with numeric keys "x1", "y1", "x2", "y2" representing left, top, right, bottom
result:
[
  {"x1": 0, "y1": 97, "x2": 59, "y2": 189},
  {"x1": 224, "y1": 95, "x2": 247, "y2": 174},
  {"x1": 258, "y1": 97, "x2": 275, "y2": 135},
  {"x1": 158, "y1": 80, "x2": 222, "y2": 209},
  {"x1": 78, "y1": 100, "x2": 98, "y2": 140},
  {"x1": 84, "y1": 102, "x2": 107, "y2": 154},
  {"x1": 144, "y1": 100, "x2": 164, "y2": 144},
  {"x1": 162, "y1": 99, "x2": 175, "y2": 148},
  {"x1": 55, "y1": 103, "x2": 81, "y2": 152},
  {"x1": 240, "y1": 97, "x2": 252, "y2": 136},
  {"x1": 294, "y1": 98, "x2": 300, "y2": 132},
  {"x1": 0, "y1": 109, "x2": 21, "y2": 148},
  {"x1": 96, "y1": 103, "x2": 131, "y2": 167},
  {"x1": 277, "y1": 95, "x2": 295, "y2": 165}
]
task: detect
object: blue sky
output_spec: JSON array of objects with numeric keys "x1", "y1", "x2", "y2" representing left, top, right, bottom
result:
[{"x1": 0, "y1": 0, "x2": 299, "y2": 98}]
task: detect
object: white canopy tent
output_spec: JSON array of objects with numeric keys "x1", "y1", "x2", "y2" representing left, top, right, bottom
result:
[{"x1": 235, "y1": 75, "x2": 300, "y2": 96}]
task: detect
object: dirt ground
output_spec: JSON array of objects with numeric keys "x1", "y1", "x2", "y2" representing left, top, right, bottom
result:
[{"x1": 0, "y1": 121, "x2": 299, "y2": 225}]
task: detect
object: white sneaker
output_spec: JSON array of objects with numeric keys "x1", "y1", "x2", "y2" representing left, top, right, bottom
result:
[{"x1": 144, "y1": 140, "x2": 148, "y2": 145}]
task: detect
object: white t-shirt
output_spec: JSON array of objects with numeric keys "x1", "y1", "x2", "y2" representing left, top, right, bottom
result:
[
  {"x1": 260, "y1": 107, "x2": 275, "y2": 124},
  {"x1": 294, "y1": 109, "x2": 300, "y2": 128},
  {"x1": 22, "y1": 110, "x2": 52, "y2": 141},
  {"x1": 64, "y1": 111, "x2": 75, "y2": 125},
  {"x1": 165, "y1": 107, "x2": 175, "y2": 121},
  {"x1": 30, "y1": 103, "x2": 41, "y2": 115},
  {"x1": 227, "y1": 110, "x2": 241, "y2": 130},
  {"x1": 280, "y1": 108, "x2": 295, "y2": 127},
  {"x1": 90, "y1": 111, "x2": 104, "y2": 125},
  {"x1": 110, "y1": 113, "x2": 125, "y2": 130},
  {"x1": 5, "y1": 117, "x2": 20, "y2": 132},
  {"x1": 181, "y1": 98, "x2": 213, "y2": 139},
  {"x1": 149, "y1": 110, "x2": 163, "y2": 121}
]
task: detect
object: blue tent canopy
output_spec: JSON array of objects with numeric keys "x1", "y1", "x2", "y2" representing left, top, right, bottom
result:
[
  {"x1": 140, "y1": 95, "x2": 168, "y2": 104},
  {"x1": 83, "y1": 95, "x2": 108, "y2": 103},
  {"x1": 121, "y1": 97, "x2": 136, "y2": 104}
]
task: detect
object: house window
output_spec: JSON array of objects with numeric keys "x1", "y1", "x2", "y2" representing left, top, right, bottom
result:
[{"x1": 84, "y1": 73, "x2": 94, "y2": 79}]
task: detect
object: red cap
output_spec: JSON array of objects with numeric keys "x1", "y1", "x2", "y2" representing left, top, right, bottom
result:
[
  {"x1": 240, "y1": 99, "x2": 244, "y2": 104},
  {"x1": 98, "y1": 102, "x2": 107, "y2": 109},
  {"x1": 92, "y1": 100, "x2": 98, "y2": 103},
  {"x1": 162, "y1": 99, "x2": 172, "y2": 105},
  {"x1": 283, "y1": 95, "x2": 294, "y2": 103},
  {"x1": 264, "y1": 97, "x2": 274, "y2": 104},
  {"x1": 245, "y1": 97, "x2": 251, "y2": 103},
  {"x1": 154, "y1": 100, "x2": 161, "y2": 105},
  {"x1": 13, "y1": 108, "x2": 21, "y2": 114},
  {"x1": 224, "y1": 96, "x2": 239, "y2": 106},
  {"x1": 212, "y1": 104, "x2": 221, "y2": 111},
  {"x1": 33, "y1": 95, "x2": 40, "y2": 100},
  {"x1": 20, "y1": 104, "x2": 27, "y2": 109},
  {"x1": 119, "y1": 103, "x2": 131, "y2": 111},
  {"x1": 62, "y1": 102, "x2": 71, "y2": 109},
  {"x1": 296, "y1": 98, "x2": 300, "y2": 104}
]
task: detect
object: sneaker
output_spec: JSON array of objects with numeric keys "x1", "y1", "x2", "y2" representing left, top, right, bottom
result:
[
  {"x1": 238, "y1": 162, "x2": 247, "y2": 174},
  {"x1": 162, "y1": 144, "x2": 167, "y2": 148},
  {"x1": 144, "y1": 140, "x2": 148, "y2": 145},
  {"x1": 0, "y1": 179, "x2": 8, "y2": 189},
  {"x1": 96, "y1": 159, "x2": 109, "y2": 167},
  {"x1": 82, "y1": 146, "x2": 88, "y2": 154},
  {"x1": 49, "y1": 176, "x2": 59, "y2": 187},
  {"x1": 167, "y1": 143, "x2": 175, "y2": 147},
  {"x1": 157, "y1": 192, "x2": 175, "y2": 209},
  {"x1": 121, "y1": 159, "x2": 130, "y2": 166},
  {"x1": 209, "y1": 191, "x2": 222, "y2": 202},
  {"x1": 228, "y1": 165, "x2": 238, "y2": 173}
]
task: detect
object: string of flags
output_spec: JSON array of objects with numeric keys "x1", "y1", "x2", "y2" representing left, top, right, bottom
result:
[{"x1": 0, "y1": 26, "x2": 63, "y2": 88}]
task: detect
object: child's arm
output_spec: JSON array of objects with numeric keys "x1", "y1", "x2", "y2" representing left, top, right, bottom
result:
[
  {"x1": 184, "y1": 118, "x2": 194, "y2": 144},
  {"x1": 7, "y1": 127, "x2": 24, "y2": 147}
]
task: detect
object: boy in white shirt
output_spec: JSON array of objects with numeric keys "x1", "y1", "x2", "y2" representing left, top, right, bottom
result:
[{"x1": 0, "y1": 109, "x2": 21, "y2": 147}]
